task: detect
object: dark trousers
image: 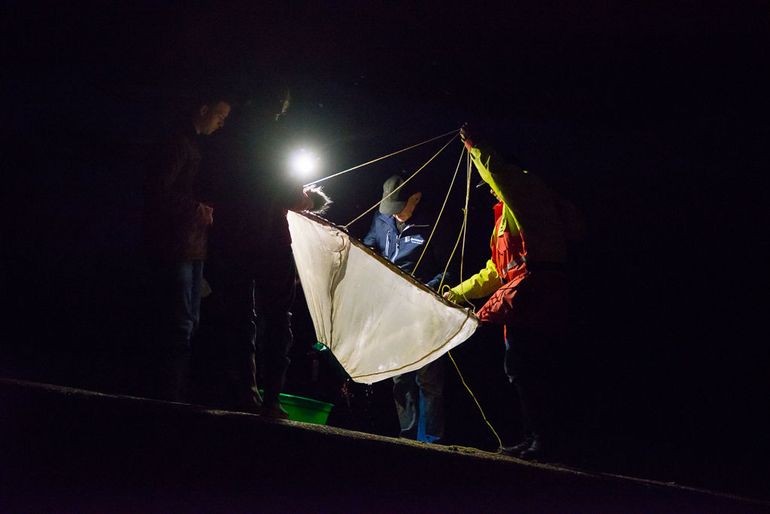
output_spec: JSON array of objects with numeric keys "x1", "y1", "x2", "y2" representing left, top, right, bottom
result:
[
  {"x1": 502, "y1": 270, "x2": 568, "y2": 442},
  {"x1": 392, "y1": 357, "x2": 446, "y2": 443},
  {"x1": 202, "y1": 247, "x2": 296, "y2": 410},
  {"x1": 144, "y1": 259, "x2": 204, "y2": 402},
  {"x1": 504, "y1": 330, "x2": 555, "y2": 440}
]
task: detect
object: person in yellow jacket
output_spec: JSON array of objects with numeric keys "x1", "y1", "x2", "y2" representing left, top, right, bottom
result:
[{"x1": 444, "y1": 125, "x2": 572, "y2": 461}]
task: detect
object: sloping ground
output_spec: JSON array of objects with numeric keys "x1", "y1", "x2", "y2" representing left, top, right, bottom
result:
[{"x1": 1, "y1": 379, "x2": 767, "y2": 514}]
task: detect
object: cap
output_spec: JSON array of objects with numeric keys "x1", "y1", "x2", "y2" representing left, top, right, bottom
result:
[{"x1": 379, "y1": 175, "x2": 406, "y2": 215}]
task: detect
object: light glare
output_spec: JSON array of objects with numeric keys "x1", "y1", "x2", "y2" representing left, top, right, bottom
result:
[{"x1": 289, "y1": 149, "x2": 320, "y2": 178}]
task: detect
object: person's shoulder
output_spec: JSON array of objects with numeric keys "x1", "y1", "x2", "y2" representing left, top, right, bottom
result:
[
  {"x1": 371, "y1": 211, "x2": 392, "y2": 223},
  {"x1": 152, "y1": 126, "x2": 193, "y2": 152},
  {"x1": 407, "y1": 211, "x2": 432, "y2": 228},
  {"x1": 366, "y1": 213, "x2": 395, "y2": 234}
]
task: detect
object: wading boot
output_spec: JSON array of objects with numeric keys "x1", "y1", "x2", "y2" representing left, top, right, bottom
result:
[
  {"x1": 518, "y1": 434, "x2": 547, "y2": 461},
  {"x1": 260, "y1": 401, "x2": 289, "y2": 419},
  {"x1": 499, "y1": 435, "x2": 534, "y2": 457}
]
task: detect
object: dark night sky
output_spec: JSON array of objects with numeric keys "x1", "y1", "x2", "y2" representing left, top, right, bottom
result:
[{"x1": 3, "y1": 0, "x2": 769, "y2": 497}]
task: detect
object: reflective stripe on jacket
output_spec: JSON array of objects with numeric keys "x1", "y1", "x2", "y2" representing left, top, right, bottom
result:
[
  {"x1": 448, "y1": 201, "x2": 529, "y2": 324},
  {"x1": 490, "y1": 201, "x2": 527, "y2": 285}
]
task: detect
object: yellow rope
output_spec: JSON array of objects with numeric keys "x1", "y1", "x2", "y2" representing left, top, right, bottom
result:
[
  {"x1": 343, "y1": 132, "x2": 458, "y2": 229},
  {"x1": 441, "y1": 151, "x2": 477, "y2": 308},
  {"x1": 448, "y1": 350, "x2": 503, "y2": 449},
  {"x1": 434, "y1": 156, "x2": 472, "y2": 296},
  {"x1": 457, "y1": 152, "x2": 476, "y2": 307},
  {"x1": 436, "y1": 190, "x2": 470, "y2": 297},
  {"x1": 312, "y1": 128, "x2": 503, "y2": 449},
  {"x1": 411, "y1": 144, "x2": 466, "y2": 277},
  {"x1": 444, "y1": 151, "x2": 504, "y2": 449},
  {"x1": 303, "y1": 128, "x2": 460, "y2": 187}
]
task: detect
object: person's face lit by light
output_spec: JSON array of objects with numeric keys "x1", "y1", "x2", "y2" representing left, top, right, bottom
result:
[{"x1": 195, "y1": 101, "x2": 231, "y2": 135}]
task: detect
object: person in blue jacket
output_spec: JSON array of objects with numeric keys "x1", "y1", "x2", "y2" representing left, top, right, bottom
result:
[{"x1": 363, "y1": 174, "x2": 447, "y2": 443}]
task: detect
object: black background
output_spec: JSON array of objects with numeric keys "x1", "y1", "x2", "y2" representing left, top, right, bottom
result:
[{"x1": 2, "y1": 0, "x2": 768, "y2": 499}]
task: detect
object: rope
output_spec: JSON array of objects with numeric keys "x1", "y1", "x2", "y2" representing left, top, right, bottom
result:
[
  {"x1": 457, "y1": 152, "x2": 475, "y2": 307},
  {"x1": 343, "y1": 132, "x2": 458, "y2": 229},
  {"x1": 443, "y1": 150, "x2": 504, "y2": 449},
  {"x1": 438, "y1": 148, "x2": 476, "y2": 294},
  {"x1": 309, "y1": 126, "x2": 503, "y2": 449},
  {"x1": 436, "y1": 184, "x2": 469, "y2": 295},
  {"x1": 303, "y1": 128, "x2": 460, "y2": 187},
  {"x1": 441, "y1": 151, "x2": 477, "y2": 309},
  {"x1": 411, "y1": 144, "x2": 466, "y2": 277},
  {"x1": 447, "y1": 350, "x2": 503, "y2": 449}
]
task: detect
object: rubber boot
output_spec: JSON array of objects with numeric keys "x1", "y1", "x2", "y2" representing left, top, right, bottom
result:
[
  {"x1": 230, "y1": 352, "x2": 262, "y2": 414},
  {"x1": 156, "y1": 346, "x2": 191, "y2": 403},
  {"x1": 499, "y1": 435, "x2": 534, "y2": 457},
  {"x1": 518, "y1": 433, "x2": 546, "y2": 461}
]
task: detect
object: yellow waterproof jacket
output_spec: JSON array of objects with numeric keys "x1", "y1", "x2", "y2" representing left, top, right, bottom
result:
[
  {"x1": 449, "y1": 140, "x2": 567, "y2": 323},
  {"x1": 469, "y1": 142, "x2": 567, "y2": 265}
]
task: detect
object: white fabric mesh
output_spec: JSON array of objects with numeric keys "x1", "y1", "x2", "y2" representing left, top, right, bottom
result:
[{"x1": 288, "y1": 211, "x2": 478, "y2": 384}]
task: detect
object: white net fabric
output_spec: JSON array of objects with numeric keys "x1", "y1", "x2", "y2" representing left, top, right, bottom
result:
[{"x1": 288, "y1": 211, "x2": 479, "y2": 384}]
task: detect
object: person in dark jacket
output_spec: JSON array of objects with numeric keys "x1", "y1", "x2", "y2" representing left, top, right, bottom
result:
[
  {"x1": 202, "y1": 98, "x2": 330, "y2": 418},
  {"x1": 141, "y1": 96, "x2": 231, "y2": 402},
  {"x1": 363, "y1": 175, "x2": 447, "y2": 443}
]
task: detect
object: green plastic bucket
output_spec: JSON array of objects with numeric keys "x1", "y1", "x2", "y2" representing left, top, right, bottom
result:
[
  {"x1": 259, "y1": 389, "x2": 334, "y2": 424},
  {"x1": 278, "y1": 393, "x2": 334, "y2": 425}
]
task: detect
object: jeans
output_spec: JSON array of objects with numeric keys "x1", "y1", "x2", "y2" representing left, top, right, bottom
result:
[
  {"x1": 146, "y1": 259, "x2": 204, "y2": 402},
  {"x1": 393, "y1": 357, "x2": 445, "y2": 443}
]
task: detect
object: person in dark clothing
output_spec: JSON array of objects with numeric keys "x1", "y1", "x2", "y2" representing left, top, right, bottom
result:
[
  {"x1": 363, "y1": 175, "x2": 448, "y2": 443},
  {"x1": 141, "y1": 97, "x2": 231, "y2": 402},
  {"x1": 202, "y1": 99, "x2": 330, "y2": 418}
]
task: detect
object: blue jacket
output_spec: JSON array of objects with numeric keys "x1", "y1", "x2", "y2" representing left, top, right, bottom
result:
[{"x1": 362, "y1": 212, "x2": 446, "y2": 290}]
